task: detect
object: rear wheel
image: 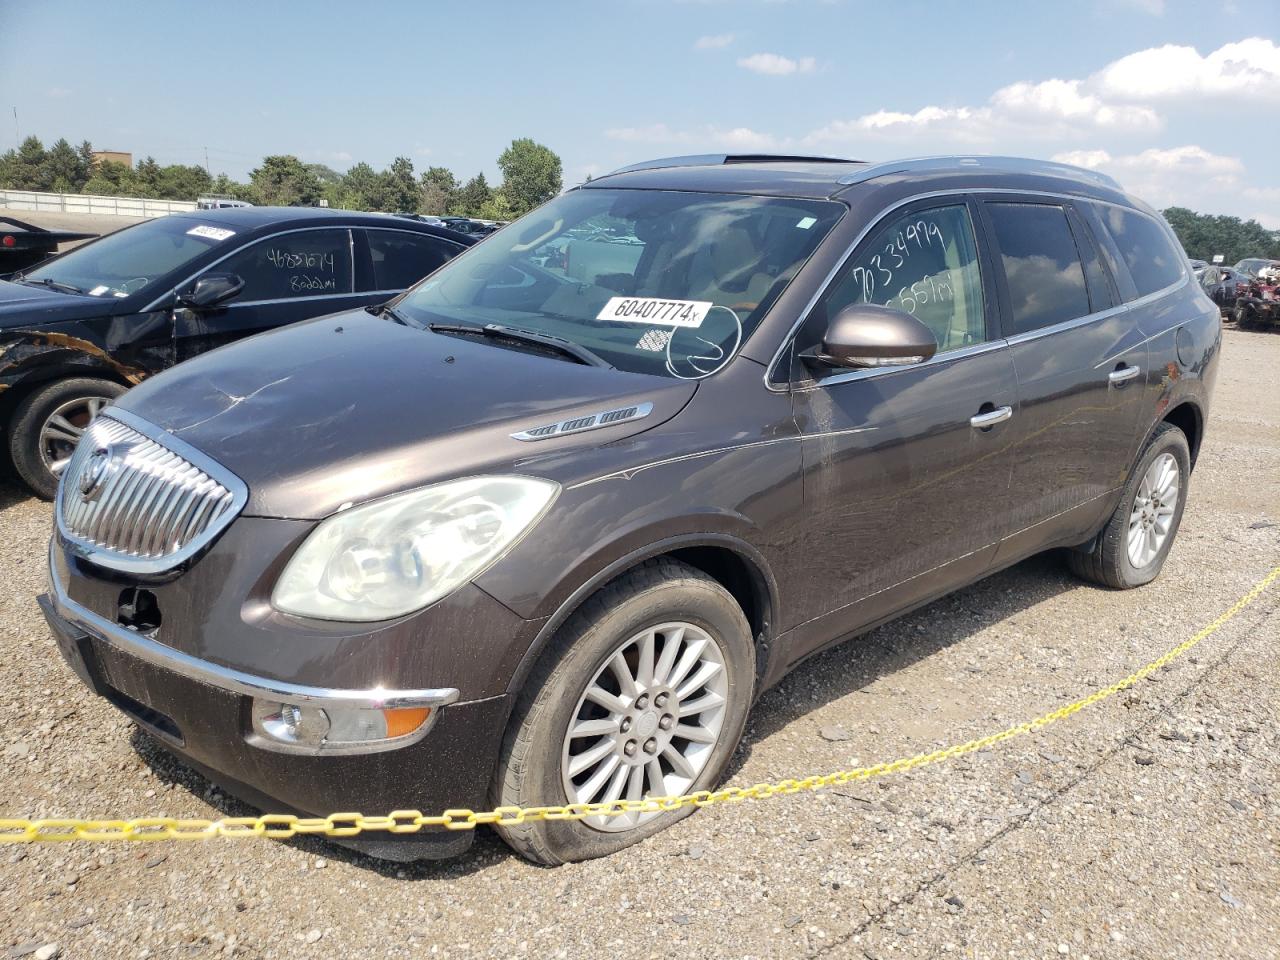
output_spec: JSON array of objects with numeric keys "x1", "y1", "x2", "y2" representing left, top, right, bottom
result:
[
  {"x1": 1233, "y1": 303, "x2": 1255, "y2": 329},
  {"x1": 1067, "y1": 422, "x2": 1190, "y2": 589},
  {"x1": 8, "y1": 377, "x2": 125, "y2": 500},
  {"x1": 493, "y1": 559, "x2": 754, "y2": 864}
]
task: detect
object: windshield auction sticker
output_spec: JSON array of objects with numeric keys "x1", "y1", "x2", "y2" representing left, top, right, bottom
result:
[
  {"x1": 186, "y1": 225, "x2": 237, "y2": 242},
  {"x1": 596, "y1": 297, "x2": 711, "y2": 328}
]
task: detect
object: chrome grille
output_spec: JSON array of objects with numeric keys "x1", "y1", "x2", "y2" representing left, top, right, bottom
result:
[{"x1": 56, "y1": 411, "x2": 248, "y2": 575}]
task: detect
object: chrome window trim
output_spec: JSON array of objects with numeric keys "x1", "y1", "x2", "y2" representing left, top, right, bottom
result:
[
  {"x1": 55, "y1": 407, "x2": 249, "y2": 576},
  {"x1": 764, "y1": 187, "x2": 1189, "y2": 393},
  {"x1": 142, "y1": 226, "x2": 357, "y2": 312},
  {"x1": 364, "y1": 225, "x2": 467, "y2": 253}
]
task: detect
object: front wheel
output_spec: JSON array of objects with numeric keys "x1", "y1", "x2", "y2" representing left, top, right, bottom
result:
[
  {"x1": 1233, "y1": 304, "x2": 1255, "y2": 329},
  {"x1": 1067, "y1": 422, "x2": 1190, "y2": 589},
  {"x1": 492, "y1": 559, "x2": 754, "y2": 864},
  {"x1": 8, "y1": 377, "x2": 126, "y2": 500}
]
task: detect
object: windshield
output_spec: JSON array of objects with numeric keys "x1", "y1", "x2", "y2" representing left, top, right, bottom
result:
[
  {"x1": 394, "y1": 188, "x2": 843, "y2": 379},
  {"x1": 23, "y1": 216, "x2": 233, "y2": 298}
]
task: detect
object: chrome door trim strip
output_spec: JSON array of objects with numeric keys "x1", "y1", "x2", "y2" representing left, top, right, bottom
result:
[
  {"x1": 142, "y1": 226, "x2": 357, "y2": 312},
  {"x1": 763, "y1": 188, "x2": 1189, "y2": 393}
]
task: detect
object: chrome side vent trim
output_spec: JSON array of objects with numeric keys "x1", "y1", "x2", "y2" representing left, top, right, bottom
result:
[
  {"x1": 511, "y1": 402, "x2": 654, "y2": 442},
  {"x1": 55, "y1": 409, "x2": 248, "y2": 575}
]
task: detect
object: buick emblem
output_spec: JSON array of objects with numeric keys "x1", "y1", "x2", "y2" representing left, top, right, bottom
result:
[{"x1": 79, "y1": 446, "x2": 117, "y2": 500}]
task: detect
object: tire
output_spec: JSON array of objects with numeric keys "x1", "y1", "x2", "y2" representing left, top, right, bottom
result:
[
  {"x1": 1067, "y1": 421, "x2": 1191, "y2": 589},
  {"x1": 492, "y1": 558, "x2": 754, "y2": 865},
  {"x1": 8, "y1": 377, "x2": 126, "y2": 500},
  {"x1": 1233, "y1": 304, "x2": 1254, "y2": 329}
]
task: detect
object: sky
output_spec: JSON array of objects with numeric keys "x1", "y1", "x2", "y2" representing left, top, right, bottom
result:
[{"x1": 2, "y1": 0, "x2": 1278, "y2": 226}]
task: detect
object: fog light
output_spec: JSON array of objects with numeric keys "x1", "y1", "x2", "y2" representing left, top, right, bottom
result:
[{"x1": 249, "y1": 699, "x2": 433, "y2": 755}]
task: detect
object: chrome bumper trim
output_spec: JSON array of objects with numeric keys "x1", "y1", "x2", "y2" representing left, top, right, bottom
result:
[{"x1": 45, "y1": 542, "x2": 460, "y2": 714}]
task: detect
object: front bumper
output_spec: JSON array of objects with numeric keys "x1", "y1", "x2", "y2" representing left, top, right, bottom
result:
[{"x1": 40, "y1": 555, "x2": 512, "y2": 861}]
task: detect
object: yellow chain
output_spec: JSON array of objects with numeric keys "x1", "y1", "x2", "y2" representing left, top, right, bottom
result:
[{"x1": 3, "y1": 562, "x2": 1277, "y2": 845}]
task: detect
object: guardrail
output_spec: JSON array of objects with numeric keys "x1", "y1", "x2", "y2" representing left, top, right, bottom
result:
[{"x1": 0, "y1": 189, "x2": 196, "y2": 218}]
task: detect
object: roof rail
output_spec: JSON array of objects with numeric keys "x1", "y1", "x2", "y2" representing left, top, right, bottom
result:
[
  {"x1": 834, "y1": 155, "x2": 1123, "y2": 191},
  {"x1": 606, "y1": 154, "x2": 861, "y2": 176}
]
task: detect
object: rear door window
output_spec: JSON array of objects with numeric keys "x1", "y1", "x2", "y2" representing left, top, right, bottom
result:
[
  {"x1": 817, "y1": 203, "x2": 988, "y2": 352},
  {"x1": 1096, "y1": 205, "x2": 1186, "y2": 298},
  {"x1": 984, "y1": 203, "x2": 1091, "y2": 335},
  {"x1": 216, "y1": 229, "x2": 353, "y2": 302},
  {"x1": 365, "y1": 229, "x2": 464, "y2": 291}
]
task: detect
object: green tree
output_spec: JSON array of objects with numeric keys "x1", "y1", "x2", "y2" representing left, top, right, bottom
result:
[
  {"x1": 453, "y1": 173, "x2": 493, "y2": 217},
  {"x1": 0, "y1": 136, "x2": 50, "y2": 190},
  {"x1": 476, "y1": 190, "x2": 516, "y2": 222},
  {"x1": 207, "y1": 173, "x2": 256, "y2": 203},
  {"x1": 419, "y1": 166, "x2": 458, "y2": 215},
  {"x1": 1163, "y1": 207, "x2": 1280, "y2": 264},
  {"x1": 250, "y1": 154, "x2": 322, "y2": 206},
  {"x1": 41, "y1": 138, "x2": 91, "y2": 193},
  {"x1": 341, "y1": 162, "x2": 383, "y2": 210},
  {"x1": 496, "y1": 138, "x2": 562, "y2": 216},
  {"x1": 82, "y1": 160, "x2": 136, "y2": 196},
  {"x1": 157, "y1": 163, "x2": 213, "y2": 200},
  {"x1": 381, "y1": 156, "x2": 420, "y2": 212},
  {"x1": 132, "y1": 156, "x2": 165, "y2": 198}
]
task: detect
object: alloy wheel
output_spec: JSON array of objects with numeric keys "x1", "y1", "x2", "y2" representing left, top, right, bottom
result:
[
  {"x1": 1127, "y1": 452, "x2": 1179, "y2": 568},
  {"x1": 39, "y1": 395, "x2": 111, "y2": 476},
  {"x1": 560, "y1": 621, "x2": 728, "y2": 832}
]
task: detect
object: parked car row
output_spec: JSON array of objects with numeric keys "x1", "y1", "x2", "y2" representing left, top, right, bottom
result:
[
  {"x1": 34, "y1": 153, "x2": 1218, "y2": 864},
  {"x1": 398, "y1": 213, "x2": 505, "y2": 237},
  {"x1": 0, "y1": 207, "x2": 475, "y2": 496}
]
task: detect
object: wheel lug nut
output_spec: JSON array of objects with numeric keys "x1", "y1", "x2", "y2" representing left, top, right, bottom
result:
[
  {"x1": 659, "y1": 715, "x2": 674, "y2": 731},
  {"x1": 635, "y1": 694, "x2": 649, "y2": 710},
  {"x1": 643, "y1": 738, "x2": 658, "y2": 754},
  {"x1": 655, "y1": 693, "x2": 668, "y2": 708},
  {"x1": 623, "y1": 740, "x2": 637, "y2": 757},
  {"x1": 620, "y1": 717, "x2": 632, "y2": 733}
]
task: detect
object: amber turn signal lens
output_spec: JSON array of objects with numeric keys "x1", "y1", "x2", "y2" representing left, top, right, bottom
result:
[{"x1": 383, "y1": 707, "x2": 431, "y2": 738}]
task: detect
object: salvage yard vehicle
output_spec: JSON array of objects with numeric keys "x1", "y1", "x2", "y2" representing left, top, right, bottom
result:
[
  {"x1": 0, "y1": 215, "x2": 97, "y2": 275},
  {"x1": 40, "y1": 154, "x2": 1219, "y2": 864},
  {"x1": 1232, "y1": 271, "x2": 1280, "y2": 328},
  {"x1": 0, "y1": 208, "x2": 473, "y2": 497},
  {"x1": 1199, "y1": 264, "x2": 1250, "y2": 316}
]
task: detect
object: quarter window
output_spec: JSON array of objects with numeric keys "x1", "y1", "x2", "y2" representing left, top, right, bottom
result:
[
  {"x1": 820, "y1": 204, "x2": 987, "y2": 352},
  {"x1": 215, "y1": 229, "x2": 353, "y2": 302},
  {"x1": 1097, "y1": 206, "x2": 1186, "y2": 298},
  {"x1": 985, "y1": 203, "x2": 1090, "y2": 335},
  {"x1": 367, "y1": 230, "x2": 462, "y2": 290}
]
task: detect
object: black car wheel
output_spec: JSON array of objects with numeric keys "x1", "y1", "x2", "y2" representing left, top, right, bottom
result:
[
  {"x1": 492, "y1": 558, "x2": 754, "y2": 864},
  {"x1": 1233, "y1": 304, "x2": 1255, "y2": 329},
  {"x1": 9, "y1": 377, "x2": 126, "y2": 500},
  {"x1": 1067, "y1": 422, "x2": 1190, "y2": 589}
]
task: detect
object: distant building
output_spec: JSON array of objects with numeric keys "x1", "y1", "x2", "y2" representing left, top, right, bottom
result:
[{"x1": 91, "y1": 150, "x2": 133, "y2": 169}]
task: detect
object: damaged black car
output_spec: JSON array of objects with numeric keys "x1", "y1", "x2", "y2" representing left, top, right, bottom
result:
[{"x1": 0, "y1": 207, "x2": 473, "y2": 497}]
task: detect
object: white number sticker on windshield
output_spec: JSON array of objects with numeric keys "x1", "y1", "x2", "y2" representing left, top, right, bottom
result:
[
  {"x1": 596, "y1": 296, "x2": 711, "y2": 328},
  {"x1": 186, "y1": 225, "x2": 237, "y2": 242}
]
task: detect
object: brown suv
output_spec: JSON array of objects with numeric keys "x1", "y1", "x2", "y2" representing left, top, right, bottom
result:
[{"x1": 40, "y1": 155, "x2": 1219, "y2": 864}]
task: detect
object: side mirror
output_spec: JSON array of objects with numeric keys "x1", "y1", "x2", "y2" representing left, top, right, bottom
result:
[
  {"x1": 808, "y1": 303, "x2": 938, "y2": 370},
  {"x1": 179, "y1": 272, "x2": 244, "y2": 309}
]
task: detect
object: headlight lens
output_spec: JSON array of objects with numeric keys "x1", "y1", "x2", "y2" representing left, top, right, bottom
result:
[{"x1": 272, "y1": 476, "x2": 558, "y2": 621}]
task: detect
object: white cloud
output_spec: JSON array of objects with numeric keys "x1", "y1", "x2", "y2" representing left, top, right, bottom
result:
[
  {"x1": 694, "y1": 33, "x2": 734, "y2": 50},
  {"x1": 737, "y1": 52, "x2": 816, "y2": 76},
  {"x1": 1095, "y1": 38, "x2": 1280, "y2": 100},
  {"x1": 1049, "y1": 145, "x2": 1278, "y2": 226},
  {"x1": 803, "y1": 77, "x2": 1160, "y2": 146},
  {"x1": 605, "y1": 123, "x2": 781, "y2": 151}
]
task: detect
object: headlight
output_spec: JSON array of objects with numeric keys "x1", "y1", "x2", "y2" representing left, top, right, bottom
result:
[{"x1": 272, "y1": 476, "x2": 558, "y2": 621}]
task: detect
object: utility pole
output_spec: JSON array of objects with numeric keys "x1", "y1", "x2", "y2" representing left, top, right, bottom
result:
[
  {"x1": 204, "y1": 146, "x2": 211, "y2": 177},
  {"x1": 12, "y1": 107, "x2": 18, "y2": 147}
]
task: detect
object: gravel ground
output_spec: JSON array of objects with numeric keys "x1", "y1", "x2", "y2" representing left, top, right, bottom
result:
[{"x1": 1, "y1": 327, "x2": 1277, "y2": 960}]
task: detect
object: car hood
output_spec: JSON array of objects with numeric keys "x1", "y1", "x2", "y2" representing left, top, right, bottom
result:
[
  {"x1": 116, "y1": 309, "x2": 696, "y2": 519},
  {"x1": 0, "y1": 279, "x2": 116, "y2": 328}
]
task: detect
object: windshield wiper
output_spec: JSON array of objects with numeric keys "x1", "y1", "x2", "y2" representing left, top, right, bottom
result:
[
  {"x1": 15, "y1": 276, "x2": 88, "y2": 295},
  {"x1": 428, "y1": 321, "x2": 613, "y2": 368}
]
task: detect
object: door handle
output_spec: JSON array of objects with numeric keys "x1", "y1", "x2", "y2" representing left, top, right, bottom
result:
[
  {"x1": 970, "y1": 405, "x2": 1013, "y2": 429},
  {"x1": 1109, "y1": 364, "x2": 1142, "y2": 386}
]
